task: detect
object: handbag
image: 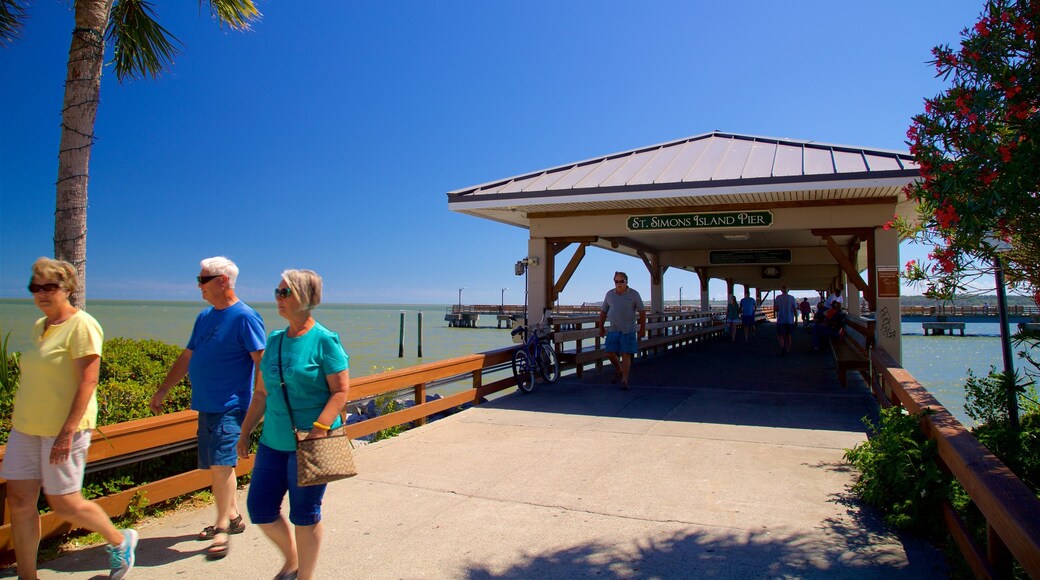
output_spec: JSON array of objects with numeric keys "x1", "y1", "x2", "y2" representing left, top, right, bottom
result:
[{"x1": 278, "y1": 334, "x2": 357, "y2": 486}]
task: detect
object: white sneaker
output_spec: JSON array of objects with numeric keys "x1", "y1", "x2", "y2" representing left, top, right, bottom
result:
[{"x1": 108, "y1": 529, "x2": 138, "y2": 579}]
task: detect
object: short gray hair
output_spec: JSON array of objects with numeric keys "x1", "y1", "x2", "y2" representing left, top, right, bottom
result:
[
  {"x1": 200, "y1": 256, "x2": 239, "y2": 288},
  {"x1": 282, "y1": 269, "x2": 322, "y2": 310},
  {"x1": 31, "y1": 257, "x2": 78, "y2": 293}
]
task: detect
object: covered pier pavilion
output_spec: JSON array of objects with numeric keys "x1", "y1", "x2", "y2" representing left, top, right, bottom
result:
[{"x1": 447, "y1": 131, "x2": 921, "y2": 362}]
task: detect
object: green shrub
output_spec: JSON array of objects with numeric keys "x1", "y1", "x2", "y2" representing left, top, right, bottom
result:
[
  {"x1": 0, "y1": 328, "x2": 20, "y2": 445},
  {"x1": 843, "y1": 407, "x2": 954, "y2": 535},
  {"x1": 97, "y1": 338, "x2": 191, "y2": 424}
]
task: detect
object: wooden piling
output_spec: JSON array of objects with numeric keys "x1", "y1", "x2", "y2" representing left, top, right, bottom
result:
[
  {"x1": 418, "y1": 311, "x2": 424, "y2": 358},
  {"x1": 398, "y1": 311, "x2": 405, "y2": 357}
]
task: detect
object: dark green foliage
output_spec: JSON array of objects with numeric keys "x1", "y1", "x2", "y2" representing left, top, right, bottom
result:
[
  {"x1": 0, "y1": 329, "x2": 20, "y2": 445},
  {"x1": 97, "y1": 338, "x2": 191, "y2": 424},
  {"x1": 843, "y1": 407, "x2": 954, "y2": 534}
]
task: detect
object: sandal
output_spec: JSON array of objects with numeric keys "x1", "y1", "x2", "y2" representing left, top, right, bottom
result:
[
  {"x1": 198, "y1": 514, "x2": 245, "y2": 540},
  {"x1": 273, "y1": 571, "x2": 299, "y2": 580},
  {"x1": 205, "y1": 528, "x2": 230, "y2": 560}
]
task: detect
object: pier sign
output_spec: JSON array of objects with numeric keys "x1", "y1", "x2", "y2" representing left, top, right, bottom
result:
[
  {"x1": 627, "y1": 211, "x2": 773, "y2": 231},
  {"x1": 709, "y1": 249, "x2": 792, "y2": 265},
  {"x1": 877, "y1": 266, "x2": 900, "y2": 298}
]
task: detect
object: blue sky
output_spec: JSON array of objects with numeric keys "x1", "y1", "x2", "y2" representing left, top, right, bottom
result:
[{"x1": 1, "y1": 0, "x2": 985, "y2": 305}]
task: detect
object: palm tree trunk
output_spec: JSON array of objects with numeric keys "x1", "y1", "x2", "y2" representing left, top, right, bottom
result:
[{"x1": 55, "y1": 0, "x2": 112, "y2": 308}]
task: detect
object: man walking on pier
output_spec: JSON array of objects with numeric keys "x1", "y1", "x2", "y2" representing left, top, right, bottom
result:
[
  {"x1": 774, "y1": 285, "x2": 798, "y2": 356},
  {"x1": 150, "y1": 257, "x2": 266, "y2": 560},
  {"x1": 739, "y1": 289, "x2": 758, "y2": 342},
  {"x1": 598, "y1": 271, "x2": 646, "y2": 391}
]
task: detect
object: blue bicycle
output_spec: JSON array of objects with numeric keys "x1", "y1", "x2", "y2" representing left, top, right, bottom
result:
[{"x1": 510, "y1": 322, "x2": 560, "y2": 393}]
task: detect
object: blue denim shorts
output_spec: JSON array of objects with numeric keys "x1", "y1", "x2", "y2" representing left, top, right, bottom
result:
[
  {"x1": 247, "y1": 443, "x2": 326, "y2": 526},
  {"x1": 604, "y1": 331, "x2": 638, "y2": 354},
  {"x1": 197, "y1": 408, "x2": 244, "y2": 469}
]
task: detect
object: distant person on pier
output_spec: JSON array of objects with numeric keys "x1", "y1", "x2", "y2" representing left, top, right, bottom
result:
[
  {"x1": 824, "y1": 288, "x2": 844, "y2": 310},
  {"x1": 799, "y1": 298, "x2": 812, "y2": 327},
  {"x1": 773, "y1": 286, "x2": 799, "y2": 356},
  {"x1": 813, "y1": 302, "x2": 848, "y2": 350},
  {"x1": 726, "y1": 295, "x2": 740, "y2": 342},
  {"x1": 237, "y1": 269, "x2": 351, "y2": 580},
  {"x1": 598, "y1": 271, "x2": 646, "y2": 390},
  {"x1": 150, "y1": 256, "x2": 266, "y2": 560},
  {"x1": 1, "y1": 258, "x2": 137, "y2": 579},
  {"x1": 739, "y1": 289, "x2": 758, "y2": 342}
]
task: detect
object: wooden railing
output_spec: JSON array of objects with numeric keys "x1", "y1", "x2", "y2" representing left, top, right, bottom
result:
[
  {"x1": 869, "y1": 347, "x2": 1040, "y2": 578},
  {"x1": 900, "y1": 304, "x2": 1039, "y2": 318},
  {"x1": 0, "y1": 346, "x2": 520, "y2": 559},
  {"x1": 551, "y1": 309, "x2": 753, "y2": 376}
]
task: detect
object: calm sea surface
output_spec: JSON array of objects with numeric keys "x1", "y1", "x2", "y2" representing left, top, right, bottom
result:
[{"x1": 0, "y1": 300, "x2": 1022, "y2": 425}]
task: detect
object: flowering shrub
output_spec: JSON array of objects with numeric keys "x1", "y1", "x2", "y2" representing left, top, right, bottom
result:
[{"x1": 898, "y1": 0, "x2": 1039, "y2": 300}]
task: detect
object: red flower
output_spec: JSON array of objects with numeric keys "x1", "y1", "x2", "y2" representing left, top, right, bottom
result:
[
  {"x1": 935, "y1": 205, "x2": 960, "y2": 229},
  {"x1": 998, "y1": 145, "x2": 1012, "y2": 162},
  {"x1": 975, "y1": 20, "x2": 990, "y2": 36}
]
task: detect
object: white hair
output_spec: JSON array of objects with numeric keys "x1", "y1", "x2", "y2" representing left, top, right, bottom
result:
[{"x1": 200, "y1": 256, "x2": 239, "y2": 288}]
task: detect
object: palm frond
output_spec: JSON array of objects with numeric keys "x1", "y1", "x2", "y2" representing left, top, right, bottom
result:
[
  {"x1": 0, "y1": 0, "x2": 28, "y2": 46},
  {"x1": 107, "y1": 0, "x2": 183, "y2": 81},
  {"x1": 204, "y1": 0, "x2": 261, "y2": 31}
]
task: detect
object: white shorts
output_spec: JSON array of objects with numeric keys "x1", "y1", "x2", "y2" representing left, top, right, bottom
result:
[{"x1": 0, "y1": 429, "x2": 92, "y2": 495}]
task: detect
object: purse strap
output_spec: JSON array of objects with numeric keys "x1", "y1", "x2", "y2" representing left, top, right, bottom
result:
[{"x1": 277, "y1": 334, "x2": 298, "y2": 435}]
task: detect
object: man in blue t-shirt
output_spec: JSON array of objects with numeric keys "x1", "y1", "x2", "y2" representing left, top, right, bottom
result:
[
  {"x1": 739, "y1": 289, "x2": 758, "y2": 342},
  {"x1": 151, "y1": 257, "x2": 265, "y2": 559}
]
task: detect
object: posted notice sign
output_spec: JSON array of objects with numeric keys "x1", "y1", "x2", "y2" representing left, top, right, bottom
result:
[
  {"x1": 628, "y1": 211, "x2": 773, "y2": 231},
  {"x1": 877, "y1": 266, "x2": 900, "y2": 298}
]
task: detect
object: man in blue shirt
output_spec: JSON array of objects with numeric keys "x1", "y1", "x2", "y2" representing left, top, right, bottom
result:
[
  {"x1": 773, "y1": 285, "x2": 799, "y2": 356},
  {"x1": 739, "y1": 289, "x2": 758, "y2": 342},
  {"x1": 151, "y1": 257, "x2": 266, "y2": 559}
]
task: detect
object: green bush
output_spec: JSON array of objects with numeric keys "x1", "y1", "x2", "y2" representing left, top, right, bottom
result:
[
  {"x1": 97, "y1": 338, "x2": 192, "y2": 424},
  {"x1": 843, "y1": 407, "x2": 955, "y2": 535},
  {"x1": 0, "y1": 328, "x2": 21, "y2": 445}
]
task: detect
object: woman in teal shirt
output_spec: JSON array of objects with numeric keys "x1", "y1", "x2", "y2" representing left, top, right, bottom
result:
[{"x1": 237, "y1": 269, "x2": 350, "y2": 580}]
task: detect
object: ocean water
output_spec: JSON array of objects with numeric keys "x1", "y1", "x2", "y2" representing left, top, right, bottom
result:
[
  {"x1": 0, "y1": 300, "x2": 1024, "y2": 425},
  {"x1": 0, "y1": 299, "x2": 516, "y2": 378}
]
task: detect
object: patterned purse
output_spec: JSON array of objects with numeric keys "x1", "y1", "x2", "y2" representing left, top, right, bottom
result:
[{"x1": 278, "y1": 335, "x2": 358, "y2": 486}]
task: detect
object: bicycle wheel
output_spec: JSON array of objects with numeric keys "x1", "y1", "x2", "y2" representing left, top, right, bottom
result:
[
  {"x1": 536, "y1": 342, "x2": 560, "y2": 383},
  {"x1": 511, "y1": 348, "x2": 535, "y2": 394}
]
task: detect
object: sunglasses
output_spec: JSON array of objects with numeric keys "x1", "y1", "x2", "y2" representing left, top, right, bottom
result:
[
  {"x1": 614, "y1": 279, "x2": 627, "y2": 284},
  {"x1": 274, "y1": 288, "x2": 292, "y2": 299},
  {"x1": 28, "y1": 283, "x2": 62, "y2": 294},
  {"x1": 197, "y1": 274, "x2": 222, "y2": 285}
]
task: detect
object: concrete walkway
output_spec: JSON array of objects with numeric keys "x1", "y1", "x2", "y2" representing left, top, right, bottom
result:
[{"x1": 19, "y1": 324, "x2": 947, "y2": 579}]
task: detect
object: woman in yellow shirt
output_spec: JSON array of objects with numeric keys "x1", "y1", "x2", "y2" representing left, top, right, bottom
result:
[{"x1": 0, "y1": 258, "x2": 137, "y2": 579}]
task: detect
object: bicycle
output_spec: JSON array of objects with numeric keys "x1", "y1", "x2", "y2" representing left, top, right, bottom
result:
[{"x1": 510, "y1": 321, "x2": 560, "y2": 393}]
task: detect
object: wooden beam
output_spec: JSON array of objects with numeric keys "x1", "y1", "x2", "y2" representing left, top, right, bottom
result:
[
  {"x1": 822, "y1": 235, "x2": 869, "y2": 295},
  {"x1": 602, "y1": 236, "x2": 657, "y2": 256},
  {"x1": 866, "y1": 228, "x2": 877, "y2": 310},
  {"x1": 552, "y1": 242, "x2": 588, "y2": 302},
  {"x1": 530, "y1": 197, "x2": 899, "y2": 220},
  {"x1": 811, "y1": 227, "x2": 875, "y2": 238}
]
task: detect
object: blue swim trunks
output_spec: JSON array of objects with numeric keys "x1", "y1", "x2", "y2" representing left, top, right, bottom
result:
[{"x1": 605, "y1": 331, "x2": 638, "y2": 354}]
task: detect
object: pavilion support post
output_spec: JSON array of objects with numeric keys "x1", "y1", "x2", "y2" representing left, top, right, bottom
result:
[
  {"x1": 650, "y1": 270, "x2": 664, "y2": 315},
  {"x1": 874, "y1": 227, "x2": 902, "y2": 363},
  {"x1": 847, "y1": 242, "x2": 862, "y2": 316},
  {"x1": 725, "y1": 278, "x2": 735, "y2": 303},
  {"x1": 527, "y1": 237, "x2": 550, "y2": 325},
  {"x1": 696, "y1": 268, "x2": 710, "y2": 312}
]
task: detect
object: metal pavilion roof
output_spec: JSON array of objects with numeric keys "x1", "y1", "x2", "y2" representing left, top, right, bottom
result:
[{"x1": 447, "y1": 131, "x2": 920, "y2": 227}]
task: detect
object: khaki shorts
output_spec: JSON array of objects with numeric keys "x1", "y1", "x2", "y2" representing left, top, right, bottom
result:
[{"x1": 0, "y1": 429, "x2": 92, "y2": 495}]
